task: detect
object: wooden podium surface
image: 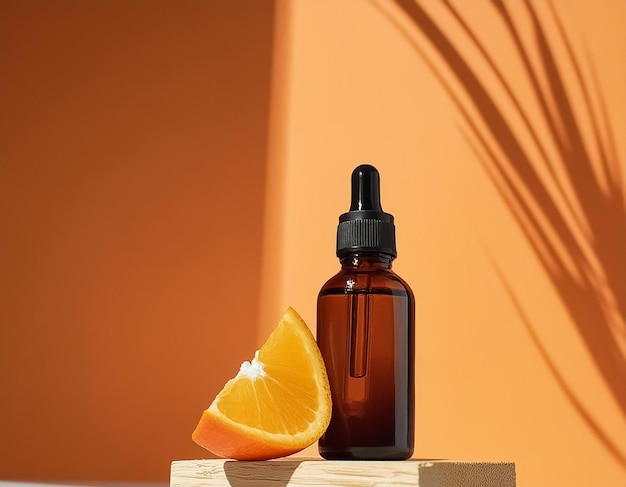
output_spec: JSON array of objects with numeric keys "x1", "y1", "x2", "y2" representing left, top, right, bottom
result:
[{"x1": 171, "y1": 459, "x2": 516, "y2": 487}]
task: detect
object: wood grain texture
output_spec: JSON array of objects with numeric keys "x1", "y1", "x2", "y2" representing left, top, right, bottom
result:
[{"x1": 170, "y1": 459, "x2": 516, "y2": 487}]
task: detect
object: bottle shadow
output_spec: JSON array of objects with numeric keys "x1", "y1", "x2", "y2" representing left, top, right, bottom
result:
[{"x1": 223, "y1": 460, "x2": 303, "y2": 487}]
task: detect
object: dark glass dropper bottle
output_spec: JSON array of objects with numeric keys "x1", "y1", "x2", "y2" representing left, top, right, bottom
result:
[{"x1": 317, "y1": 164, "x2": 415, "y2": 460}]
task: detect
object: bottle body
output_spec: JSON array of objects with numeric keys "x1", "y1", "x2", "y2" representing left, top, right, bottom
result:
[{"x1": 317, "y1": 254, "x2": 415, "y2": 460}]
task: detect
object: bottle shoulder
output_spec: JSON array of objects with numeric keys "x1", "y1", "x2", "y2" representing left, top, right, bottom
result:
[{"x1": 319, "y1": 267, "x2": 414, "y2": 297}]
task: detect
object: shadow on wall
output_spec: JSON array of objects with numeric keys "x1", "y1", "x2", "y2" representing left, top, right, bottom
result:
[
  {"x1": 376, "y1": 0, "x2": 626, "y2": 467},
  {"x1": 0, "y1": 0, "x2": 275, "y2": 481}
]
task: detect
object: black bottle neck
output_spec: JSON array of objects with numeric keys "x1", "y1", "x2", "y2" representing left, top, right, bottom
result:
[{"x1": 339, "y1": 253, "x2": 394, "y2": 271}]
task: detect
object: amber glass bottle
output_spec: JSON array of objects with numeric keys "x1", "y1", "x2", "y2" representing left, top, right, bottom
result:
[{"x1": 317, "y1": 164, "x2": 415, "y2": 460}]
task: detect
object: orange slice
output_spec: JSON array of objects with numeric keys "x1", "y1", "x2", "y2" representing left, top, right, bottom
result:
[{"x1": 192, "y1": 307, "x2": 332, "y2": 460}]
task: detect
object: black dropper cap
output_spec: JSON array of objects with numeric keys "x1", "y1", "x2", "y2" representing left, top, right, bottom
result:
[{"x1": 336, "y1": 164, "x2": 397, "y2": 258}]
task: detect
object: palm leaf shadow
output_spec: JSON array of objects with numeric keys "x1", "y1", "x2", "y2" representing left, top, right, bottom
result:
[
  {"x1": 378, "y1": 0, "x2": 626, "y2": 464},
  {"x1": 489, "y1": 252, "x2": 626, "y2": 466}
]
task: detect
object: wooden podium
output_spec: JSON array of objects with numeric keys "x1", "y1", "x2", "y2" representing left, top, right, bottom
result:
[{"x1": 171, "y1": 459, "x2": 516, "y2": 486}]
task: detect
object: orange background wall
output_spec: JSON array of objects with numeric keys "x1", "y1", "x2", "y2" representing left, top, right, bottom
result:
[
  {"x1": 1, "y1": 1, "x2": 625, "y2": 486},
  {"x1": 0, "y1": 0, "x2": 273, "y2": 480},
  {"x1": 261, "y1": 1, "x2": 626, "y2": 486}
]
